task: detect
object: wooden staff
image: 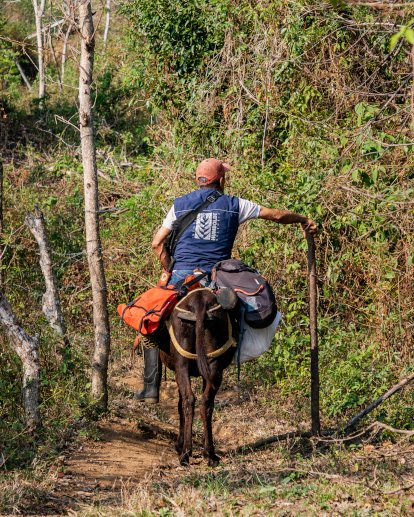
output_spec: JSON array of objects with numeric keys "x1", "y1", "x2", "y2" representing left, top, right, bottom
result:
[{"x1": 307, "y1": 232, "x2": 320, "y2": 436}]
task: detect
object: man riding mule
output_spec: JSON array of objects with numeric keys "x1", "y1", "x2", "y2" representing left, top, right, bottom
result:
[{"x1": 134, "y1": 158, "x2": 317, "y2": 404}]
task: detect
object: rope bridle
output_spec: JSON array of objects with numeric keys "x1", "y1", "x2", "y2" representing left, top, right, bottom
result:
[{"x1": 166, "y1": 288, "x2": 237, "y2": 360}]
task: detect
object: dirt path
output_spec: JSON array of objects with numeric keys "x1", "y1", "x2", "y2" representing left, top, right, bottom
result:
[
  {"x1": 20, "y1": 374, "x2": 299, "y2": 515},
  {"x1": 30, "y1": 369, "x2": 294, "y2": 517},
  {"x1": 54, "y1": 377, "x2": 245, "y2": 499},
  {"x1": 63, "y1": 420, "x2": 174, "y2": 487},
  {"x1": 62, "y1": 382, "x2": 180, "y2": 489}
]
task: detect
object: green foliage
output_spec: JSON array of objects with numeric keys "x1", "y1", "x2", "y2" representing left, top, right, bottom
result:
[
  {"x1": 119, "y1": 0, "x2": 230, "y2": 108},
  {"x1": 116, "y1": 0, "x2": 414, "y2": 429},
  {"x1": 0, "y1": 330, "x2": 97, "y2": 470},
  {"x1": 0, "y1": 45, "x2": 21, "y2": 101},
  {"x1": 390, "y1": 19, "x2": 414, "y2": 50},
  {"x1": 2, "y1": 0, "x2": 414, "y2": 487}
]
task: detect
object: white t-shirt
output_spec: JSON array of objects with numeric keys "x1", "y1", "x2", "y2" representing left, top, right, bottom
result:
[{"x1": 162, "y1": 197, "x2": 261, "y2": 230}]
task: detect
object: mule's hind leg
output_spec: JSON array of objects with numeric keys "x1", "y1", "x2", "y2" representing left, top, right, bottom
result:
[
  {"x1": 200, "y1": 371, "x2": 222, "y2": 467},
  {"x1": 175, "y1": 391, "x2": 184, "y2": 455},
  {"x1": 175, "y1": 371, "x2": 195, "y2": 465}
]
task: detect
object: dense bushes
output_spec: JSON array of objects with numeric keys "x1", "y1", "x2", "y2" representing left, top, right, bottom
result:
[
  {"x1": 1, "y1": 0, "x2": 413, "y2": 441},
  {"x1": 119, "y1": 0, "x2": 414, "y2": 425}
]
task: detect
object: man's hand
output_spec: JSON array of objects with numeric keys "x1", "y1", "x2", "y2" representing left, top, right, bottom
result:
[
  {"x1": 300, "y1": 218, "x2": 317, "y2": 238},
  {"x1": 152, "y1": 226, "x2": 172, "y2": 269},
  {"x1": 259, "y1": 207, "x2": 317, "y2": 238}
]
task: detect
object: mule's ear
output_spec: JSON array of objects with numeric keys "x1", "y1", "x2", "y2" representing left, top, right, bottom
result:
[{"x1": 216, "y1": 288, "x2": 238, "y2": 310}]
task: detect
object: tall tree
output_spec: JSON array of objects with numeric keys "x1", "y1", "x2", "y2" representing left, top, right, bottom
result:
[
  {"x1": 103, "y1": 0, "x2": 111, "y2": 48},
  {"x1": 78, "y1": 0, "x2": 111, "y2": 408},
  {"x1": 33, "y1": 0, "x2": 46, "y2": 108},
  {"x1": 61, "y1": 0, "x2": 73, "y2": 80}
]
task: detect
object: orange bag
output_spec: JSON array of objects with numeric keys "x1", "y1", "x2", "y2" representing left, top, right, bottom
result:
[
  {"x1": 118, "y1": 285, "x2": 178, "y2": 335},
  {"x1": 117, "y1": 274, "x2": 204, "y2": 336}
]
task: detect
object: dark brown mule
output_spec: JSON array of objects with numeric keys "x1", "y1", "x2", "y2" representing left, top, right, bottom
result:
[{"x1": 159, "y1": 288, "x2": 236, "y2": 467}]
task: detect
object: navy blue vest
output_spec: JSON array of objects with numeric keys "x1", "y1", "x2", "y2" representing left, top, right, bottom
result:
[{"x1": 173, "y1": 188, "x2": 240, "y2": 271}]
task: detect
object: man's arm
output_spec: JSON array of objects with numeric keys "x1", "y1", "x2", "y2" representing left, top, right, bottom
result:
[
  {"x1": 258, "y1": 207, "x2": 317, "y2": 238},
  {"x1": 152, "y1": 226, "x2": 172, "y2": 269}
]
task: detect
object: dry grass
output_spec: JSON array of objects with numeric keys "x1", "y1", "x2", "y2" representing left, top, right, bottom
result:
[
  {"x1": 0, "y1": 466, "x2": 55, "y2": 515},
  {"x1": 69, "y1": 437, "x2": 414, "y2": 516},
  {"x1": 67, "y1": 361, "x2": 414, "y2": 516}
]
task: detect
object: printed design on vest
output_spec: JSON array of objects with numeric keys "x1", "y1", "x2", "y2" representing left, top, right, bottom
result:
[{"x1": 193, "y1": 212, "x2": 219, "y2": 241}]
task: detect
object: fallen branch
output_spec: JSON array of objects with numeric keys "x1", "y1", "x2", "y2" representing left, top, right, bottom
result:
[
  {"x1": 97, "y1": 169, "x2": 121, "y2": 184},
  {"x1": 218, "y1": 419, "x2": 414, "y2": 456},
  {"x1": 342, "y1": 371, "x2": 414, "y2": 434},
  {"x1": 385, "y1": 481, "x2": 414, "y2": 495},
  {"x1": 217, "y1": 429, "x2": 335, "y2": 456},
  {"x1": 220, "y1": 371, "x2": 414, "y2": 455}
]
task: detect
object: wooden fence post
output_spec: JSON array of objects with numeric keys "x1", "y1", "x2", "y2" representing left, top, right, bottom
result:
[
  {"x1": 25, "y1": 206, "x2": 67, "y2": 339},
  {"x1": 307, "y1": 232, "x2": 320, "y2": 436}
]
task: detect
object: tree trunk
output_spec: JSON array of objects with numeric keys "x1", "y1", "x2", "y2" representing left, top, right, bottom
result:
[
  {"x1": 15, "y1": 60, "x2": 33, "y2": 91},
  {"x1": 33, "y1": 0, "x2": 46, "y2": 108},
  {"x1": 25, "y1": 206, "x2": 66, "y2": 337},
  {"x1": 0, "y1": 290, "x2": 40, "y2": 426},
  {"x1": 61, "y1": 0, "x2": 72, "y2": 80},
  {"x1": 61, "y1": 23, "x2": 72, "y2": 79},
  {"x1": 79, "y1": 0, "x2": 111, "y2": 408},
  {"x1": 48, "y1": 31, "x2": 63, "y2": 92},
  {"x1": 103, "y1": 0, "x2": 111, "y2": 48}
]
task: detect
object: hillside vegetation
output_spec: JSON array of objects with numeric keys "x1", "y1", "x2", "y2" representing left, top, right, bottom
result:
[{"x1": 1, "y1": 0, "x2": 414, "y2": 514}]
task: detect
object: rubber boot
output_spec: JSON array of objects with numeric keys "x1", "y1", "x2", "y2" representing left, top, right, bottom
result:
[{"x1": 134, "y1": 345, "x2": 161, "y2": 404}]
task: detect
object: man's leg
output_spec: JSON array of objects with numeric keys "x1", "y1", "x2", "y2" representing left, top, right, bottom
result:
[
  {"x1": 134, "y1": 269, "x2": 194, "y2": 404},
  {"x1": 134, "y1": 344, "x2": 162, "y2": 403}
]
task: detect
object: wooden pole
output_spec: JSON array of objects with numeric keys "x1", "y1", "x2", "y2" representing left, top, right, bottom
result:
[
  {"x1": 0, "y1": 156, "x2": 3, "y2": 288},
  {"x1": 307, "y1": 232, "x2": 320, "y2": 436}
]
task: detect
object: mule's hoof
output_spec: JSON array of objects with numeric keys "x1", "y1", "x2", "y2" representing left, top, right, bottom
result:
[
  {"x1": 179, "y1": 451, "x2": 191, "y2": 466},
  {"x1": 208, "y1": 455, "x2": 220, "y2": 468}
]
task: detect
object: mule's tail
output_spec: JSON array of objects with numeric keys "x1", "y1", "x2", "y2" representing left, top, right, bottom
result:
[{"x1": 195, "y1": 306, "x2": 212, "y2": 384}]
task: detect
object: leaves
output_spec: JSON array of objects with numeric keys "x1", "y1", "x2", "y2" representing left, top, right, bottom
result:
[
  {"x1": 405, "y1": 28, "x2": 414, "y2": 45},
  {"x1": 390, "y1": 20, "x2": 414, "y2": 49},
  {"x1": 328, "y1": 0, "x2": 347, "y2": 8}
]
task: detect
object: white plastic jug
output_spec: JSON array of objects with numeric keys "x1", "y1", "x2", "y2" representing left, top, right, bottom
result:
[{"x1": 238, "y1": 311, "x2": 282, "y2": 364}]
